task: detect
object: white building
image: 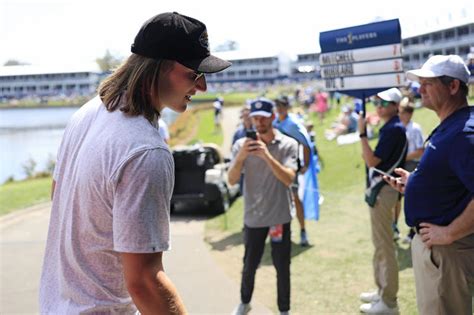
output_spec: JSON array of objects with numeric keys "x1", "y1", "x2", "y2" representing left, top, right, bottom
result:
[
  {"x1": 0, "y1": 64, "x2": 101, "y2": 99},
  {"x1": 205, "y1": 50, "x2": 291, "y2": 83},
  {"x1": 291, "y1": 52, "x2": 321, "y2": 81},
  {"x1": 1, "y1": 22, "x2": 472, "y2": 99},
  {"x1": 402, "y1": 22, "x2": 474, "y2": 69}
]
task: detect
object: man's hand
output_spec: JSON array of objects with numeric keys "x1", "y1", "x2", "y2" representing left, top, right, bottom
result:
[
  {"x1": 247, "y1": 139, "x2": 271, "y2": 161},
  {"x1": 234, "y1": 138, "x2": 254, "y2": 161},
  {"x1": 383, "y1": 168, "x2": 410, "y2": 193},
  {"x1": 299, "y1": 165, "x2": 308, "y2": 174},
  {"x1": 228, "y1": 138, "x2": 261, "y2": 185},
  {"x1": 358, "y1": 114, "x2": 367, "y2": 135},
  {"x1": 419, "y1": 222, "x2": 453, "y2": 249}
]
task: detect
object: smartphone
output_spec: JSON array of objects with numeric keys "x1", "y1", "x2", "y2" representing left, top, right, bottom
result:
[
  {"x1": 245, "y1": 129, "x2": 257, "y2": 140},
  {"x1": 372, "y1": 168, "x2": 395, "y2": 179}
]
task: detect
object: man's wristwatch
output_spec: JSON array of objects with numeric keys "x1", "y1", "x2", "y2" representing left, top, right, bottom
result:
[{"x1": 359, "y1": 133, "x2": 367, "y2": 138}]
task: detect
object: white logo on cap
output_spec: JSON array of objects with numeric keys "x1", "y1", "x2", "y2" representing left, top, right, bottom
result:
[
  {"x1": 255, "y1": 102, "x2": 262, "y2": 109},
  {"x1": 199, "y1": 30, "x2": 209, "y2": 50}
]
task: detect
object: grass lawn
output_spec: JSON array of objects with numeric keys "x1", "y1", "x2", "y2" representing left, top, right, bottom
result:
[
  {"x1": 0, "y1": 108, "x2": 215, "y2": 216},
  {"x1": 189, "y1": 109, "x2": 224, "y2": 145},
  {"x1": 0, "y1": 176, "x2": 52, "y2": 216},
  {"x1": 192, "y1": 92, "x2": 259, "y2": 106},
  {"x1": 205, "y1": 103, "x2": 440, "y2": 314}
]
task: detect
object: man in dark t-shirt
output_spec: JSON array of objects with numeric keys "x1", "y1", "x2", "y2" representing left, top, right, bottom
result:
[{"x1": 358, "y1": 87, "x2": 407, "y2": 314}]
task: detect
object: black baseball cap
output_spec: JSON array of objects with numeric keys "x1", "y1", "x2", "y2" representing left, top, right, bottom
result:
[
  {"x1": 131, "y1": 12, "x2": 231, "y2": 73},
  {"x1": 274, "y1": 95, "x2": 291, "y2": 107}
]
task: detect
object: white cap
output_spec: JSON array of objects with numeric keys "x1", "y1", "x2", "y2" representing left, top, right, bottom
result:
[
  {"x1": 377, "y1": 87, "x2": 402, "y2": 103},
  {"x1": 406, "y1": 55, "x2": 470, "y2": 84}
]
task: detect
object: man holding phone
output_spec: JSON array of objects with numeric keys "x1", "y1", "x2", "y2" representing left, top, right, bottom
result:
[
  {"x1": 245, "y1": 129, "x2": 257, "y2": 140},
  {"x1": 228, "y1": 98, "x2": 298, "y2": 315},
  {"x1": 358, "y1": 88, "x2": 407, "y2": 314},
  {"x1": 386, "y1": 55, "x2": 474, "y2": 315}
]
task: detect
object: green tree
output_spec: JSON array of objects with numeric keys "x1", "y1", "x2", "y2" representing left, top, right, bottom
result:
[{"x1": 95, "y1": 50, "x2": 122, "y2": 72}]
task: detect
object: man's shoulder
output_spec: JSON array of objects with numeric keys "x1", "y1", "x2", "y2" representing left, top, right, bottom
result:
[
  {"x1": 232, "y1": 136, "x2": 246, "y2": 150},
  {"x1": 275, "y1": 130, "x2": 299, "y2": 147},
  {"x1": 408, "y1": 121, "x2": 422, "y2": 132},
  {"x1": 384, "y1": 118, "x2": 406, "y2": 134},
  {"x1": 464, "y1": 106, "x2": 474, "y2": 133}
]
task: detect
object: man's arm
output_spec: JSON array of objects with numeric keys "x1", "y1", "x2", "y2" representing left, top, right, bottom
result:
[
  {"x1": 263, "y1": 152, "x2": 296, "y2": 187},
  {"x1": 299, "y1": 145, "x2": 311, "y2": 174},
  {"x1": 358, "y1": 115, "x2": 381, "y2": 168},
  {"x1": 121, "y1": 252, "x2": 187, "y2": 315},
  {"x1": 419, "y1": 198, "x2": 474, "y2": 248},
  {"x1": 359, "y1": 137, "x2": 381, "y2": 168},
  {"x1": 228, "y1": 140, "x2": 250, "y2": 185},
  {"x1": 383, "y1": 168, "x2": 410, "y2": 193},
  {"x1": 250, "y1": 140, "x2": 295, "y2": 187}
]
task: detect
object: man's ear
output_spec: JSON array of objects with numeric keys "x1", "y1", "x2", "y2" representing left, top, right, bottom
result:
[{"x1": 449, "y1": 79, "x2": 461, "y2": 95}]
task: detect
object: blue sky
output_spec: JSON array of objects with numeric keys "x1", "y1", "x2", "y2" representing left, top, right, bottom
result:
[{"x1": 1, "y1": 0, "x2": 473, "y2": 66}]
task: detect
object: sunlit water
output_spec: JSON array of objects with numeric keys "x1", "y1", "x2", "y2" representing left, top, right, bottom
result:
[{"x1": 0, "y1": 105, "x2": 178, "y2": 184}]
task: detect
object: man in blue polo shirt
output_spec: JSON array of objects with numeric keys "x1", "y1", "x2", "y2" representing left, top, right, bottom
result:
[
  {"x1": 358, "y1": 87, "x2": 407, "y2": 314},
  {"x1": 386, "y1": 55, "x2": 474, "y2": 315}
]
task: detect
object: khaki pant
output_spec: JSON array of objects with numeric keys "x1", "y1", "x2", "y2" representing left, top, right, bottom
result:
[
  {"x1": 369, "y1": 185, "x2": 399, "y2": 307},
  {"x1": 412, "y1": 233, "x2": 474, "y2": 315}
]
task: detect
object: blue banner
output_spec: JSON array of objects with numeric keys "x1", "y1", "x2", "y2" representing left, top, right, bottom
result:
[
  {"x1": 273, "y1": 114, "x2": 320, "y2": 221},
  {"x1": 319, "y1": 19, "x2": 401, "y2": 53}
]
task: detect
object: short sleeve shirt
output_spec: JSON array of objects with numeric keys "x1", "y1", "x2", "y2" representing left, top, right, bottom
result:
[
  {"x1": 405, "y1": 106, "x2": 474, "y2": 227},
  {"x1": 231, "y1": 130, "x2": 298, "y2": 228},
  {"x1": 405, "y1": 121, "x2": 424, "y2": 155},
  {"x1": 373, "y1": 116, "x2": 407, "y2": 177},
  {"x1": 40, "y1": 96, "x2": 173, "y2": 313}
]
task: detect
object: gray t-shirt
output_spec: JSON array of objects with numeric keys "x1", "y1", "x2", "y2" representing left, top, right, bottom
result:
[
  {"x1": 39, "y1": 96, "x2": 174, "y2": 314},
  {"x1": 232, "y1": 130, "x2": 298, "y2": 228}
]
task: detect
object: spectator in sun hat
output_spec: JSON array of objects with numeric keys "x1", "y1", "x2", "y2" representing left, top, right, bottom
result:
[
  {"x1": 384, "y1": 54, "x2": 474, "y2": 315},
  {"x1": 358, "y1": 87, "x2": 407, "y2": 314},
  {"x1": 228, "y1": 97, "x2": 298, "y2": 315},
  {"x1": 39, "y1": 12, "x2": 230, "y2": 314}
]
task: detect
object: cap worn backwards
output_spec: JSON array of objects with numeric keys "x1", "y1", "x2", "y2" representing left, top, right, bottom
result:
[
  {"x1": 406, "y1": 55, "x2": 470, "y2": 84},
  {"x1": 249, "y1": 98, "x2": 274, "y2": 118},
  {"x1": 274, "y1": 95, "x2": 290, "y2": 107},
  {"x1": 377, "y1": 87, "x2": 403, "y2": 103},
  {"x1": 131, "y1": 12, "x2": 231, "y2": 73}
]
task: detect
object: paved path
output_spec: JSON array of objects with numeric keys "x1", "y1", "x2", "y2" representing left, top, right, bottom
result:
[
  {"x1": 221, "y1": 105, "x2": 241, "y2": 157},
  {"x1": 0, "y1": 106, "x2": 272, "y2": 314}
]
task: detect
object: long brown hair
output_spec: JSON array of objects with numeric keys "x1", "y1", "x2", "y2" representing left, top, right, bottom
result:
[{"x1": 98, "y1": 54, "x2": 173, "y2": 122}]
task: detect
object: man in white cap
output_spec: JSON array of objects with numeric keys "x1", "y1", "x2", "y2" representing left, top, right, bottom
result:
[
  {"x1": 228, "y1": 98, "x2": 298, "y2": 315},
  {"x1": 357, "y1": 87, "x2": 407, "y2": 314},
  {"x1": 385, "y1": 55, "x2": 474, "y2": 315}
]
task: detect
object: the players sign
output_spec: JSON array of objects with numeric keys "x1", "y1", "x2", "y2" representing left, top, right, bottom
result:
[{"x1": 319, "y1": 19, "x2": 403, "y2": 98}]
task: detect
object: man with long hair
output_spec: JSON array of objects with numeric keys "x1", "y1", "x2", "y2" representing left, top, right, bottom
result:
[{"x1": 39, "y1": 12, "x2": 230, "y2": 314}]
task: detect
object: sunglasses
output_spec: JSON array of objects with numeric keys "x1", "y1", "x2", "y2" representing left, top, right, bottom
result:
[
  {"x1": 373, "y1": 99, "x2": 393, "y2": 108},
  {"x1": 191, "y1": 71, "x2": 204, "y2": 82}
]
